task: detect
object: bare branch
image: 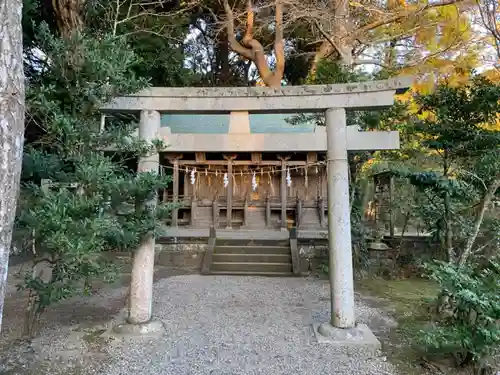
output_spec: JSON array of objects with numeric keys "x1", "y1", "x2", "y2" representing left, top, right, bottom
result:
[
  {"x1": 348, "y1": 0, "x2": 464, "y2": 44},
  {"x1": 352, "y1": 59, "x2": 391, "y2": 69}
]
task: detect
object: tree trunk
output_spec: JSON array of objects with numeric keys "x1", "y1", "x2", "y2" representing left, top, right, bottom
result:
[
  {"x1": 216, "y1": 30, "x2": 230, "y2": 85},
  {"x1": 442, "y1": 153, "x2": 455, "y2": 262},
  {"x1": 0, "y1": 0, "x2": 26, "y2": 334},
  {"x1": 333, "y1": 0, "x2": 353, "y2": 66},
  {"x1": 309, "y1": 41, "x2": 334, "y2": 82},
  {"x1": 223, "y1": 0, "x2": 285, "y2": 87},
  {"x1": 443, "y1": 191, "x2": 454, "y2": 261},
  {"x1": 52, "y1": 0, "x2": 84, "y2": 37},
  {"x1": 457, "y1": 176, "x2": 500, "y2": 267},
  {"x1": 308, "y1": 0, "x2": 352, "y2": 81}
]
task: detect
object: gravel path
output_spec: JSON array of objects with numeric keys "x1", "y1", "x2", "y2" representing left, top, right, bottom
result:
[{"x1": 98, "y1": 275, "x2": 400, "y2": 375}]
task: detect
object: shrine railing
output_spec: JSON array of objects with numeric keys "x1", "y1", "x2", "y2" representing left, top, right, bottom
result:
[
  {"x1": 162, "y1": 193, "x2": 324, "y2": 208},
  {"x1": 163, "y1": 193, "x2": 328, "y2": 228}
]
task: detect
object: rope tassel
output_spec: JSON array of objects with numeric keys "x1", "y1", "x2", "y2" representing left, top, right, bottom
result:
[{"x1": 252, "y1": 171, "x2": 258, "y2": 191}]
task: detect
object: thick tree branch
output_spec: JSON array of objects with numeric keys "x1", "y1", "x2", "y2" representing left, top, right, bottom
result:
[
  {"x1": 222, "y1": 0, "x2": 284, "y2": 86},
  {"x1": 243, "y1": 0, "x2": 254, "y2": 45},
  {"x1": 308, "y1": 0, "x2": 464, "y2": 71},
  {"x1": 274, "y1": 0, "x2": 285, "y2": 78},
  {"x1": 314, "y1": 20, "x2": 350, "y2": 64},
  {"x1": 223, "y1": 0, "x2": 254, "y2": 60}
]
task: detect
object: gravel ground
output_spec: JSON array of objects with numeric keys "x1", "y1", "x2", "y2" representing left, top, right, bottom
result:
[
  {"x1": 96, "y1": 275, "x2": 400, "y2": 375},
  {"x1": 1, "y1": 270, "x2": 401, "y2": 375}
]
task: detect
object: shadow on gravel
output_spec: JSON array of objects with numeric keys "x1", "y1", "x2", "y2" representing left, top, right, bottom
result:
[{"x1": 0, "y1": 264, "x2": 194, "y2": 375}]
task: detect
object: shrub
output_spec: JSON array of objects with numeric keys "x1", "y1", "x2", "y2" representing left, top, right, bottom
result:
[
  {"x1": 420, "y1": 258, "x2": 500, "y2": 368},
  {"x1": 16, "y1": 27, "x2": 173, "y2": 336}
]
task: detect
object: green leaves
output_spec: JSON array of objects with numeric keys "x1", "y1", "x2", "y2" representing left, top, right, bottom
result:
[
  {"x1": 420, "y1": 259, "x2": 500, "y2": 364},
  {"x1": 414, "y1": 76, "x2": 500, "y2": 159},
  {"x1": 17, "y1": 29, "x2": 174, "y2": 323}
]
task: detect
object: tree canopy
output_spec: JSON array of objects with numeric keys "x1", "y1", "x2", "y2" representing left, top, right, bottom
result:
[{"x1": 22, "y1": 0, "x2": 500, "y2": 87}]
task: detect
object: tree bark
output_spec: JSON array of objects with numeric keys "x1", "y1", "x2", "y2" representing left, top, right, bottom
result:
[
  {"x1": 52, "y1": 0, "x2": 85, "y2": 37},
  {"x1": 457, "y1": 176, "x2": 500, "y2": 267},
  {"x1": 442, "y1": 153, "x2": 455, "y2": 263},
  {"x1": 223, "y1": 0, "x2": 285, "y2": 87},
  {"x1": 309, "y1": 38, "x2": 334, "y2": 82},
  {"x1": 216, "y1": 29, "x2": 230, "y2": 85},
  {"x1": 443, "y1": 191, "x2": 454, "y2": 261},
  {"x1": 0, "y1": 0, "x2": 25, "y2": 334}
]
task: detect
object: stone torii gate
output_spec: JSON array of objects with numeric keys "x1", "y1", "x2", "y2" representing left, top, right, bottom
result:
[{"x1": 102, "y1": 76, "x2": 412, "y2": 343}]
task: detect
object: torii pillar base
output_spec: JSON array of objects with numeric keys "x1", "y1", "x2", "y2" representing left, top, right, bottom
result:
[
  {"x1": 312, "y1": 323, "x2": 381, "y2": 354},
  {"x1": 110, "y1": 318, "x2": 165, "y2": 339}
]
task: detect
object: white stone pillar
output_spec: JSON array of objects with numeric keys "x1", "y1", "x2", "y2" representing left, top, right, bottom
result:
[
  {"x1": 325, "y1": 108, "x2": 356, "y2": 328},
  {"x1": 128, "y1": 110, "x2": 160, "y2": 324}
]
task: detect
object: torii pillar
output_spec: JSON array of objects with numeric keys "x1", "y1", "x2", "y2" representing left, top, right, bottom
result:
[
  {"x1": 315, "y1": 110, "x2": 399, "y2": 346},
  {"x1": 113, "y1": 110, "x2": 165, "y2": 336},
  {"x1": 325, "y1": 108, "x2": 355, "y2": 328}
]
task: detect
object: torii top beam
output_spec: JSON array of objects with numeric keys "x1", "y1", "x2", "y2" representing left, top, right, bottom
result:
[{"x1": 101, "y1": 76, "x2": 412, "y2": 113}]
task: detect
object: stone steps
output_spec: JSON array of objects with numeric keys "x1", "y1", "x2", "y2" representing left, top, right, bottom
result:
[
  {"x1": 215, "y1": 239, "x2": 290, "y2": 247},
  {"x1": 209, "y1": 270, "x2": 294, "y2": 277},
  {"x1": 209, "y1": 241, "x2": 293, "y2": 275},
  {"x1": 211, "y1": 261, "x2": 293, "y2": 274},
  {"x1": 214, "y1": 245, "x2": 291, "y2": 255},
  {"x1": 212, "y1": 253, "x2": 292, "y2": 264}
]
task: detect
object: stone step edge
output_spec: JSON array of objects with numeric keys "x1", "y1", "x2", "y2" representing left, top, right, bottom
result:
[
  {"x1": 215, "y1": 245, "x2": 291, "y2": 249},
  {"x1": 208, "y1": 271, "x2": 294, "y2": 277},
  {"x1": 211, "y1": 262, "x2": 292, "y2": 266},
  {"x1": 212, "y1": 254, "x2": 292, "y2": 261}
]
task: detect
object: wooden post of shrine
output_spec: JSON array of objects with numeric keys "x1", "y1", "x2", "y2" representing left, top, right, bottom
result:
[
  {"x1": 296, "y1": 198, "x2": 303, "y2": 229},
  {"x1": 223, "y1": 155, "x2": 236, "y2": 229},
  {"x1": 265, "y1": 195, "x2": 271, "y2": 227},
  {"x1": 168, "y1": 155, "x2": 182, "y2": 227},
  {"x1": 212, "y1": 198, "x2": 219, "y2": 228},
  {"x1": 189, "y1": 164, "x2": 197, "y2": 226},
  {"x1": 278, "y1": 156, "x2": 290, "y2": 231},
  {"x1": 389, "y1": 174, "x2": 395, "y2": 237},
  {"x1": 318, "y1": 197, "x2": 325, "y2": 227}
]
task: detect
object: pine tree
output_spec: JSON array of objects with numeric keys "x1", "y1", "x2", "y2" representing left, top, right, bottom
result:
[{"x1": 16, "y1": 26, "x2": 173, "y2": 336}]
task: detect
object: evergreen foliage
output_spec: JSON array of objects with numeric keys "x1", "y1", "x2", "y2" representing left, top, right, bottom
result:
[
  {"x1": 16, "y1": 26, "x2": 173, "y2": 334},
  {"x1": 421, "y1": 258, "x2": 500, "y2": 368}
]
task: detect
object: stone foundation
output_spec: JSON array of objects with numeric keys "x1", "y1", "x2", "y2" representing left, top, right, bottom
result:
[
  {"x1": 155, "y1": 243, "x2": 208, "y2": 271},
  {"x1": 297, "y1": 241, "x2": 329, "y2": 276},
  {"x1": 297, "y1": 235, "x2": 437, "y2": 277},
  {"x1": 107, "y1": 235, "x2": 437, "y2": 276}
]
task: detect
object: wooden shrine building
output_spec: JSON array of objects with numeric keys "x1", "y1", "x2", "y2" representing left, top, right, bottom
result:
[{"x1": 160, "y1": 124, "x2": 399, "y2": 231}]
